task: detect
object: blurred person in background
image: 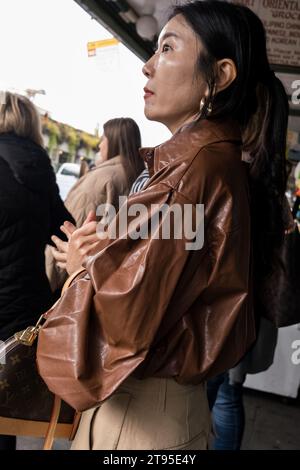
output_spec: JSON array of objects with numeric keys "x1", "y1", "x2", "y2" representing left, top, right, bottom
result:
[
  {"x1": 0, "y1": 91, "x2": 73, "y2": 449},
  {"x1": 47, "y1": 117, "x2": 145, "y2": 291},
  {"x1": 292, "y1": 162, "x2": 300, "y2": 223},
  {"x1": 79, "y1": 157, "x2": 91, "y2": 178}
]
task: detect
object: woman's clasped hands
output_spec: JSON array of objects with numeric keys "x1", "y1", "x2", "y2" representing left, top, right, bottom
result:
[{"x1": 51, "y1": 211, "x2": 99, "y2": 275}]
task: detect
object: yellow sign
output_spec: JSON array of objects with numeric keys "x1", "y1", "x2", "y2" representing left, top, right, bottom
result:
[
  {"x1": 87, "y1": 38, "x2": 119, "y2": 53},
  {"x1": 87, "y1": 38, "x2": 120, "y2": 72}
]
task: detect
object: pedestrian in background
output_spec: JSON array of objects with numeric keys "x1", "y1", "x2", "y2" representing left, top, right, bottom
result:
[
  {"x1": 0, "y1": 91, "x2": 73, "y2": 449},
  {"x1": 47, "y1": 117, "x2": 144, "y2": 291}
]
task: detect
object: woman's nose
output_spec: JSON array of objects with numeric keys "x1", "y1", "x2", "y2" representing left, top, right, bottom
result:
[
  {"x1": 142, "y1": 55, "x2": 155, "y2": 78},
  {"x1": 142, "y1": 62, "x2": 150, "y2": 78}
]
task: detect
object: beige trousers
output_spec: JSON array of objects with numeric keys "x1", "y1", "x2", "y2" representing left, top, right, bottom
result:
[{"x1": 71, "y1": 376, "x2": 211, "y2": 450}]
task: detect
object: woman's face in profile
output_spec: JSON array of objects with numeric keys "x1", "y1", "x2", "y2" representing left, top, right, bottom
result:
[
  {"x1": 97, "y1": 134, "x2": 109, "y2": 163},
  {"x1": 142, "y1": 14, "x2": 207, "y2": 134}
]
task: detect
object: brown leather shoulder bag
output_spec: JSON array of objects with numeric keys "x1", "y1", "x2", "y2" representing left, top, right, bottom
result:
[{"x1": 0, "y1": 270, "x2": 83, "y2": 449}]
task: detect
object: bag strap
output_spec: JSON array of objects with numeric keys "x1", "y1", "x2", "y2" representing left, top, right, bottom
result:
[
  {"x1": 69, "y1": 411, "x2": 82, "y2": 441},
  {"x1": 61, "y1": 267, "x2": 87, "y2": 295},
  {"x1": 42, "y1": 396, "x2": 82, "y2": 450},
  {"x1": 43, "y1": 395, "x2": 62, "y2": 450}
]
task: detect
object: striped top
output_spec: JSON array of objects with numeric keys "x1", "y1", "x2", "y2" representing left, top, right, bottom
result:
[{"x1": 129, "y1": 168, "x2": 150, "y2": 195}]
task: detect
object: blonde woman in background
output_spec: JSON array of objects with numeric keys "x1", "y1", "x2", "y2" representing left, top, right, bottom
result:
[{"x1": 0, "y1": 91, "x2": 73, "y2": 449}]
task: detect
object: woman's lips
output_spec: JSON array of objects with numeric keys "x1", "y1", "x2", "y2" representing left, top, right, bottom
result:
[{"x1": 144, "y1": 88, "x2": 154, "y2": 100}]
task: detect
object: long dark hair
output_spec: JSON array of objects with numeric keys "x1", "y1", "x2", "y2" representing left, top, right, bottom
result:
[
  {"x1": 170, "y1": 0, "x2": 289, "y2": 278},
  {"x1": 103, "y1": 117, "x2": 145, "y2": 186}
]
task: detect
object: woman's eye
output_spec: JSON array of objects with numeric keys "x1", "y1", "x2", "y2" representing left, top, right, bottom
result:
[{"x1": 162, "y1": 44, "x2": 172, "y2": 53}]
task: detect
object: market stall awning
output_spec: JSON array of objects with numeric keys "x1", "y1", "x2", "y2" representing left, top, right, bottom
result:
[{"x1": 74, "y1": 0, "x2": 300, "y2": 70}]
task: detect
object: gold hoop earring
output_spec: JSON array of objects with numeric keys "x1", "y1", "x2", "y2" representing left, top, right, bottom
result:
[
  {"x1": 199, "y1": 97, "x2": 213, "y2": 115},
  {"x1": 199, "y1": 98, "x2": 205, "y2": 113}
]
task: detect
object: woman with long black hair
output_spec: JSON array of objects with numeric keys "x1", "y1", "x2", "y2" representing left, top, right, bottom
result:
[{"x1": 47, "y1": 1, "x2": 290, "y2": 450}]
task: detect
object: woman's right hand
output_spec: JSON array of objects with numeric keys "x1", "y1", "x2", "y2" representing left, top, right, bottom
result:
[
  {"x1": 65, "y1": 217, "x2": 99, "y2": 275},
  {"x1": 51, "y1": 220, "x2": 76, "y2": 270}
]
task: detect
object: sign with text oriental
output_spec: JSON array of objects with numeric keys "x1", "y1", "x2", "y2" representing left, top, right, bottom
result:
[{"x1": 232, "y1": 0, "x2": 300, "y2": 68}]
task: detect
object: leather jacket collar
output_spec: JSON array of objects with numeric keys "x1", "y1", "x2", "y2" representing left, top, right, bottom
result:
[{"x1": 140, "y1": 118, "x2": 242, "y2": 177}]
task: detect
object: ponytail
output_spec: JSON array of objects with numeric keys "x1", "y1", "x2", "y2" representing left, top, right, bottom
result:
[
  {"x1": 244, "y1": 74, "x2": 288, "y2": 198},
  {"x1": 242, "y1": 74, "x2": 289, "y2": 277}
]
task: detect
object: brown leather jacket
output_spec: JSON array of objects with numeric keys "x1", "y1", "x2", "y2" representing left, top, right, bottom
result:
[
  {"x1": 88, "y1": 118, "x2": 255, "y2": 381},
  {"x1": 37, "y1": 118, "x2": 256, "y2": 410}
]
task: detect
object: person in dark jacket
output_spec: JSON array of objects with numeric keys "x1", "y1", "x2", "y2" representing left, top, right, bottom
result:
[{"x1": 0, "y1": 91, "x2": 73, "y2": 449}]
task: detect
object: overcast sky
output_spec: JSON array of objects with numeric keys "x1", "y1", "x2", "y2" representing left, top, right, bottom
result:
[{"x1": 0, "y1": 0, "x2": 170, "y2": 146}]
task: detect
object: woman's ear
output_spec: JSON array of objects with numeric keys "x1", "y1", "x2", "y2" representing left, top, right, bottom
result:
[{"x1": 215, "y1": 59, "x2": 237, "y2": 93}]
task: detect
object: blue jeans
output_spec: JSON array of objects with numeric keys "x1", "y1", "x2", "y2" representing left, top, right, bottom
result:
[{"x1": 207, "y1": 372, "x2": 245, "y2": 450}]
